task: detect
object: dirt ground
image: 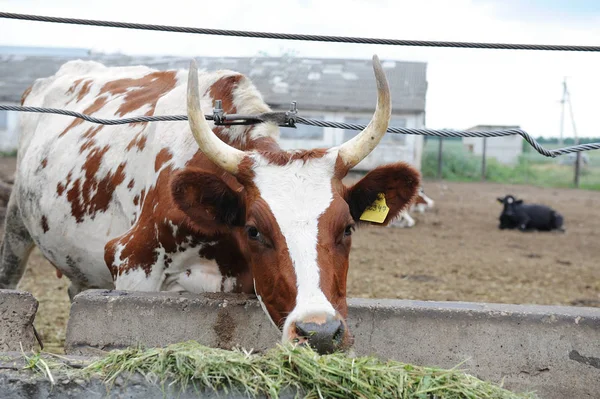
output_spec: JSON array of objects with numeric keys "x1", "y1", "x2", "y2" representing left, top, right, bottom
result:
[
  {"x1": 346, "y1": 178, "x2": 600, "y2": 308},
  {"x1": 1, "y1": 157, "x2": 598, "y2": 353}
]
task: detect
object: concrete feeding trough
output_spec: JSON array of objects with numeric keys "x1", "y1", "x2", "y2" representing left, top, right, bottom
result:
[
  {"x1": 0, "y1": 290, "x2": 38, "y2": 352},
  {"x1": 64, "y1": 290, "x2": 600, "y2": 399},
  {"x1": 1, "y1": 289, "x2": 599, "y2": 399},
  {"x1": 0, "y1": 353, "x2": 299, "y2": 399}
]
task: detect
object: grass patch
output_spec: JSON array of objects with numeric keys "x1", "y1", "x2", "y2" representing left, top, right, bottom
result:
[
  {"x1": 422, "y1": 139, "x2": 600, "y2": 190},
  {"x1": 24, "y1": 341, "x2": 536, "y2": 398},
  {"x1": 0, "y1": 149, "x2": 17, "y2": 157}
]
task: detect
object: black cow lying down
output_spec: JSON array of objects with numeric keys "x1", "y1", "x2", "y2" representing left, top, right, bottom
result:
[{"x1": 497, "y1": 195, "x2": 565, "y2": 232}]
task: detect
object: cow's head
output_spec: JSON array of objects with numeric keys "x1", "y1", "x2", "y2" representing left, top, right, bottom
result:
[
  {"x1": 497, "y1": 194, "x2": 524, "y2": 218},
  {"x1": 413, "y1": 187, "x2": 435, "y2": 213},
  {"x1": 497, "y1": 194, "x2": 523, "y2": 207},
  {"x1": 171, "y1": 55, "x2": 420, "y2": 354}
]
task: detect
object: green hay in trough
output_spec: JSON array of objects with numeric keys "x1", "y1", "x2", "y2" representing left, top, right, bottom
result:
[{"x1": 64, "y1": 341, "x2": 535, "y2": 399}]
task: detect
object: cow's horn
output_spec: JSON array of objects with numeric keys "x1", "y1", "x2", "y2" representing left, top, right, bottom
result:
[
  {"x1": 337, "y1": 55, "x2": 391, "y2": 169},
  {"x1": 187, "y1": 60, "x2": 246, "y2": 174}
]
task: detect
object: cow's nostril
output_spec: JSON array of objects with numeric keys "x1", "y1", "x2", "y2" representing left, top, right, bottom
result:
[
  {"x1": 294, "y1": 318, "x2": 344, "y2": 355},
  {"x1": 295, "y1": 322, "x2": 311, "y2": 338},
  {"x1": 333, "y1": 322, "x2": 345, "y2": 343}
]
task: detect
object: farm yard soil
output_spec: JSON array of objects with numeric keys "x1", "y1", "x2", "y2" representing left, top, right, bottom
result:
[
  {"x1": 345, "y1": 176, "x2": 600, "y2": 308},
  {"x1": 0, "y1": 157, "x2": 597, "y2": 353}
]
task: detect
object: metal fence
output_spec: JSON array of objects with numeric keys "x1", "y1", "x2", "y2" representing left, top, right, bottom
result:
[
  {"x1": 425, "y1": 137, "x2": 600, "y2": 189},
  {"x1": 2, "y1": 11, "x2": 600, "y2": 190}
]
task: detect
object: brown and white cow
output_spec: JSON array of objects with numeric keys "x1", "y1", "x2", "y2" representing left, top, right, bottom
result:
[
  {"x1": 0, "y1": 55, "x2": 419, "y2": 354},
  {"x1": 390, "y1": 187, "x2": 434, "y2": 228}
]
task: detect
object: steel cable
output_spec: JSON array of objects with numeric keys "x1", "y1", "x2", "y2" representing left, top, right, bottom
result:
[
  {"x1": 1, "y1": 12, "x2": 600, "y2": 52},
  {"x1": 2, "y1": 105, "x2": 597, "y2": 158}
]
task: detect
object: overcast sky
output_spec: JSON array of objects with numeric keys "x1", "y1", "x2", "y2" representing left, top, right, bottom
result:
[{"x1": 1, "y1": 0, "x2": 600, "y2": 138}]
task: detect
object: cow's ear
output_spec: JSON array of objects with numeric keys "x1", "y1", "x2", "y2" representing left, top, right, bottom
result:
[
  {"x1": 345, "y1": 162, "x2": 420, "y2": 226},
  {"x1": 170, "y1": 168, "x2": 245, "y2": 234},
  {"x1": 497, "y1": 197, "x2": 505, "y2": 203},
  {"x1": 515, "y1": 199, "x2": 523, "y2": 205}
]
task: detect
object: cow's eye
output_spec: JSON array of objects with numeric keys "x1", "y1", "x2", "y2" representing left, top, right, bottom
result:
[
  {"x1": 246, "y1": 226, "x2": 261, "y2": 240},
  {"x1": 344, "y1": 224, "x2": 355, "y2": 237}
]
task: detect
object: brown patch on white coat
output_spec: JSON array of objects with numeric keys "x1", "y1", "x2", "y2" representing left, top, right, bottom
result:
[{"x1": 55, "y1": 71, "x2": 178, "y2": 223}]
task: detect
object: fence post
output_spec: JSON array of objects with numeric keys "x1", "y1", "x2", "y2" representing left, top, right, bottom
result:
[
  {"x1": 574, "y1": 152, "x2": 581, "y2": 188},
  {"x1": 481, "y1": 137, "x2": 487, "y2": 181},
  {"x1": 437, "y1": 138, "x2": 443, "y2": 179}
]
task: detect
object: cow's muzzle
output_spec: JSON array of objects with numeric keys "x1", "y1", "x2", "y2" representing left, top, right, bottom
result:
[{"x1": 289, "y1": 314, "x2": 348, "y2": 355}]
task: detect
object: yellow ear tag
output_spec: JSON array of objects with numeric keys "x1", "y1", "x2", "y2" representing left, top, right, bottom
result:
[{"x1": 359, "y1": 193, "x2": 389, "y2": 223}]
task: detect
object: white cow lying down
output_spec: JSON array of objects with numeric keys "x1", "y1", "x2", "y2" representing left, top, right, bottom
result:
[{"x1": 390, "y1": 187, "x2": 434, "y2": 228}]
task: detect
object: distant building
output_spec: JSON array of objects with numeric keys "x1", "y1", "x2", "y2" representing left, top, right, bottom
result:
[
  {"x1": 0, "y1": 46, "x2": 90, "y2": 152},
  {"x1": 0, "y1": 47, "x2": 428, "y2": 170},
  {"x1": 462, "y1": 125, "x2": 523, "y2": 165},
  {"x1": 0, "y1": 45, "x2": 90, "y2": 57}
]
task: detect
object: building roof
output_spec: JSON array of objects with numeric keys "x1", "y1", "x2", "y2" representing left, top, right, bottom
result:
[{"x1": 0, "y1": 52, "x2": 427, "y2": 113}]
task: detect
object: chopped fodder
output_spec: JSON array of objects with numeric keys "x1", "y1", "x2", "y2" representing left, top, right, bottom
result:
[{"x1": 72, "y1": 341, "x2": 536, "y2": 399}]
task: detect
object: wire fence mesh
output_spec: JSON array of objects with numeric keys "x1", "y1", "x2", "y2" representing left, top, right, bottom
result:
[
  {"x1": 1, "y1": 105, "x2": 598, "y2": 160},
  {"x1": 423, "y1": 137, "x2": 600, "y2": 190},
  {"x1": 2, "y1": 10, "x2": 600, "y2": 189}
]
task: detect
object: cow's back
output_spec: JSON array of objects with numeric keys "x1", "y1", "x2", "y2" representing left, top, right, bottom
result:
[
  {"x1": 15, "y1": 60, "x2": 276, "y2": 289},
  {"x1": 522, "y1": 204, "x2": 558, "y2": 230}
]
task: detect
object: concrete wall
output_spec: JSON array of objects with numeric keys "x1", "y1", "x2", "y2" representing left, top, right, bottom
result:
[
  {"x1": 0, "y1": 353, "x2": 298, "y2": 399},
  {"x1": 3, "y1": 288, "x2": 599, "y2": 398},
  {"x1": 66, "y1": 291, "x2": 279, "y2": 355},
  {"x1": 0, "y1": 290, "x2": 38, "y2": 352},
  {"x1": 65, "y1": 290, "x2": 600, "y2": 399}
]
